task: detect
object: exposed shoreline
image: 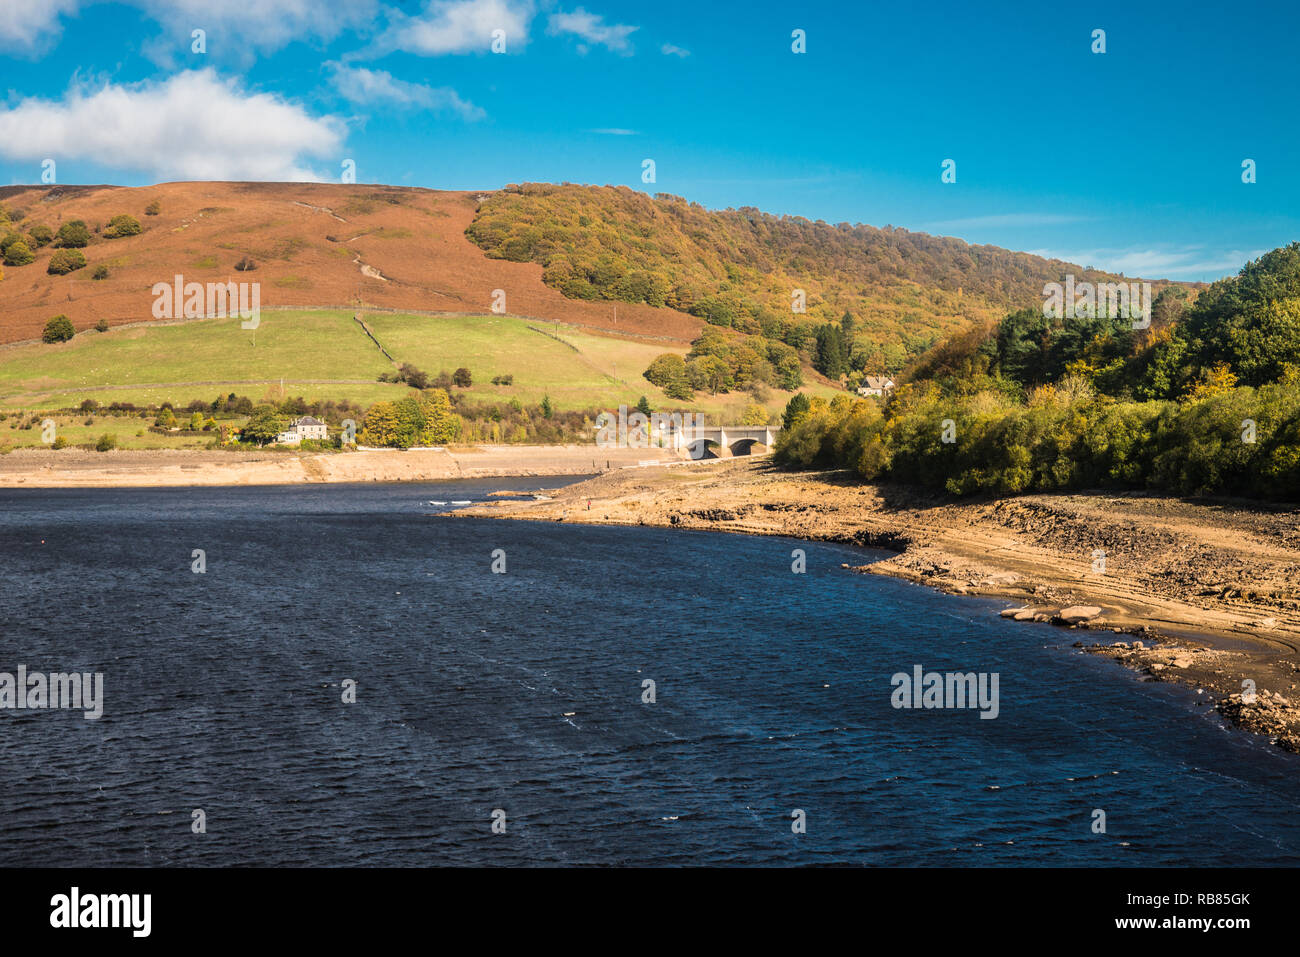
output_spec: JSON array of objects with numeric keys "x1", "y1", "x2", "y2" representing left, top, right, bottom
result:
[
  {"x1": 0, "y1": 444, "x2": 684, "y2": 488},
  {"x1": 457, "y1": 458, "x2": 1300, "y2": 753}
]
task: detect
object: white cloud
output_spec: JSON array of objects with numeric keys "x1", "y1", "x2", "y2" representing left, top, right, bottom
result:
[
  {"x1": 327, "y1": 64, "x2": 484, "y2": 119},
  {"x1": 0, "y1": 0, "x2": 79, "y2": 53},
  {"x1": 138, "y1": 0, "x2": 377, "y2": 58},
  {"x1": 660, "y1": 43, "x2": 689, "y2": 57},
  {"x1": 370, "y1": 0, "x2": 533, "y2": 56},
  {"x1": 0, "y1": 0, "x2": 377, "y2": 60},
  {"x1": 0, "y1": 69, "x2": 346, "y2": 181},
  {"x1": 547, "y1": 7, "x2": 637, "y2": 53},
  {"x1": 588, "y1": 128, "x2": 637, "y2": 135},
  {"x1": 1029, "y1": 245, "x2": 1261, "y2": 280}
]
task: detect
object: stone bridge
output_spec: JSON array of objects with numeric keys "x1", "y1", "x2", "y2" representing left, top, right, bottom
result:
[{"x1": 674, "y1": 424, "x2": 781, "y2": 458}]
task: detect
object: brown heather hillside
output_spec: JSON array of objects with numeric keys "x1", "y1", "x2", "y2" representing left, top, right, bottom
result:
[
  {"x1": 0, "y1": 181, "x2": 1170, "y2": 371},
  {"x1": 0, "y1": 182, "x2": 704, "y2": 345}
]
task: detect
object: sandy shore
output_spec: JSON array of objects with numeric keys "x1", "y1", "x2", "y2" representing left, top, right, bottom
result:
[
  {"x1": 459, "y1": 458, "x2": 1300, "y2": 752},
  {"x1": 0, "y1": 444, "x2": 685, "y2": 488}
]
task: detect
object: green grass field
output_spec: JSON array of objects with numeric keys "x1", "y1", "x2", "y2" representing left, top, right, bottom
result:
[
  {"x1": 363, "y1": 313, "x2": 695, "y2": 412},
  {"x1": 0, "y1": 309, "x2": 837, "y2": 448},
  {"x1": 0, "y1": 310, "x2": 390, "y2": 407},
  {"x1": 1, "y1": 415, "x2": 192, "y2": 451}
]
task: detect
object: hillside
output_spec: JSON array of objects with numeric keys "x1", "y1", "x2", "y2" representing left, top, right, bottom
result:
[
  {"x1": 0, "y1": 180, "x2": 1183, "y2": 452},
  {"x1": 0, "y1": 182, "x2": 702, "y2": 346},
  {"x1": 466, "y1": 182, "x2": 1156, "y2": 370},
  {"x1": 0, "y1": 181, "x2": 1157, "y2": 368}
]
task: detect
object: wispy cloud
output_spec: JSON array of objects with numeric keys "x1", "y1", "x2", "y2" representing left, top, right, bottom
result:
[
  {"x1": 0, "y1": 0, "x2": 79, "y2": 54},
  {"x1": 588, "y1": 127, "x2": 637, "y2": 135},
  {"x1": 1028, "y1": 245, "x2": 1261, "y2": 280},
  {"x1": 138, "y1": 0, "x2": 377, "y2": 59},
  {"x1": 0, "y1": 0, "x2": 378, "y2": 61},
  {"x1": 660, "y1": 43, "x2": 689, "y2": 57},
  {"x1": 925, "y1": 212, "x2": 1089, "y2": 231},
  {"x1": 0, "y1": 69, "x2": 345, "y2": 181},
  {"x1": 327, "y1": 63, "x2": 484, "y2": 119},
  {"x1": 368, "y1": 0, "x2": 533, "y2": 56},
  {"x1": 547, "y1": 7, "x2": 637, "y2": 53}
]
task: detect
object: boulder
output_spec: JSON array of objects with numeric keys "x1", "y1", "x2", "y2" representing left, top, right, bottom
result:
[{"x1": 1057, "y1": 605, "x2": 1103, "y2": 624}]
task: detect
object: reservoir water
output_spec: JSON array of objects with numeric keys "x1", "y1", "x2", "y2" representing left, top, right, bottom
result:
[{"x1": 2, "y1": 479, "x2": 1299, "y2": 866}]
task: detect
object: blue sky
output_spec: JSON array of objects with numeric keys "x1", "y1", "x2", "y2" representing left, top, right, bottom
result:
[{"x1": 1, "y1": 0, "x2": 1297, "y2": 281}]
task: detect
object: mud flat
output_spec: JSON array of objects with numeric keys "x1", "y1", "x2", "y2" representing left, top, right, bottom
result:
[
  {"x1": 458, "y1": 458, "x2": 1300, "y2": 752},
  {"x1": 0, "y1": 444, "x2": 685, "y2": 488}
]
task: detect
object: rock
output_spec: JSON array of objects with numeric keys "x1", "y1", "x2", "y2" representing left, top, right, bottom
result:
[
  {"x1": 1172, "y1": 657, "x2": 1193, "y2": 669},
  {"x1": 1057, "y1": 605, "x2": 1103, "y2": 624},
  {"x1": 1255, "y1": 617, "x2": 1279, "y2": 630},
  {"x1": 983, "y1": 572, "x2": 1020, "y2": 585},
  {"x1": 999, "y1": 608, "x2": 1023, "y2": 618},
  {"x1": 1013, "y1": 609, "x2": 1037, "y2": 621},
  {"x1": 1133, "y1": 640, "x2": 1145, "y2": 649},
  {"x1": 1033, "y1": 613, "x2": 1052, "y2": 623}
]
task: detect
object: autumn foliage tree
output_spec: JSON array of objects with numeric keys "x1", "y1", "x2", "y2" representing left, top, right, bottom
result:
[{"x1": 361, "y1": 389, "x2": 461, "y2": 448}]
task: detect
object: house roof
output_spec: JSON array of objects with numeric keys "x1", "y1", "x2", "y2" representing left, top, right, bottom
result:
[{"x1": 294, "y1": 416, "x2": 324, "y2": 426}]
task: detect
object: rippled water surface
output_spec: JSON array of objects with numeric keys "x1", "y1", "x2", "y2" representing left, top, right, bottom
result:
[{"x1": 2, "y1": 480, "x2": 1299, "y2": 866}]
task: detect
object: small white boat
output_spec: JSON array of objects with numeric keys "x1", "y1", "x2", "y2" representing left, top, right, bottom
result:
[
  {"x1": 428, "y1": 500, "x2": 447, "y2": 505},
  {"x1": 451, "y1": 500, "x2": 471, "y2": 505}
]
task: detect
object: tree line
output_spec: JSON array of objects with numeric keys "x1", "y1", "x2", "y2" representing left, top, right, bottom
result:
[{"x1": 776, "y1": 243, "x2": 1300, "y2": 500}]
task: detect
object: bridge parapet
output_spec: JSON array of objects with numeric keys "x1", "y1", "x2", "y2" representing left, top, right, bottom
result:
[{"x1": 593, "y1": 406, "x2": 780, "y2": 457}]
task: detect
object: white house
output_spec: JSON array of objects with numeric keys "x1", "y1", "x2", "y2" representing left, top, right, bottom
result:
[
  {"x1": 276, "y1": 416, "x2": 328, "y2": 444},
  {"x1": 857, "y1": 376, "x2": 896, "y2": 397}
]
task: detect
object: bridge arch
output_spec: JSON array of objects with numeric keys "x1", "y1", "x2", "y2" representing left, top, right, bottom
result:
[
  {"x1": 728, "y1": 437, "x2": 768, "y2": 456},
  {"x1": 684, "y1": 438, "x2": 721, "y2": 460}
]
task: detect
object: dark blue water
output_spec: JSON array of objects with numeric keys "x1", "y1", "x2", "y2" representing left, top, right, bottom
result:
[{"x1": 2, "y1": 479, "x2": 1299, "y2": 866}]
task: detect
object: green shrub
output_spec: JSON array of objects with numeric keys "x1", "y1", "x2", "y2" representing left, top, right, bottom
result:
[
  {"x1": 27, "y1": 224, "x2": 53, "y2": 247},
  {"x1": 644, "y1": 353, "x2": 686, "y2": 388},
  {"x1": 95, "y1": 433, "x2": 117, "y2": 452},
  {"x1": 42, "y1": 315, "x2": 75, "y2": 343},
  {"x1": 103, "y1": 214, "x2": 142, "y2": 239},
  {"x1": 92, "y1": 265, "x2": 109, "y2": 280},
  {"x1": 3, "y1": 240, "x2": 34, "y2": 266},
  {"x1": 55, "y1": 220, "x2": 91, "y2": 248},
  {"x1": 47, "y1": 249, "x2": 87, "y2": 275}
]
